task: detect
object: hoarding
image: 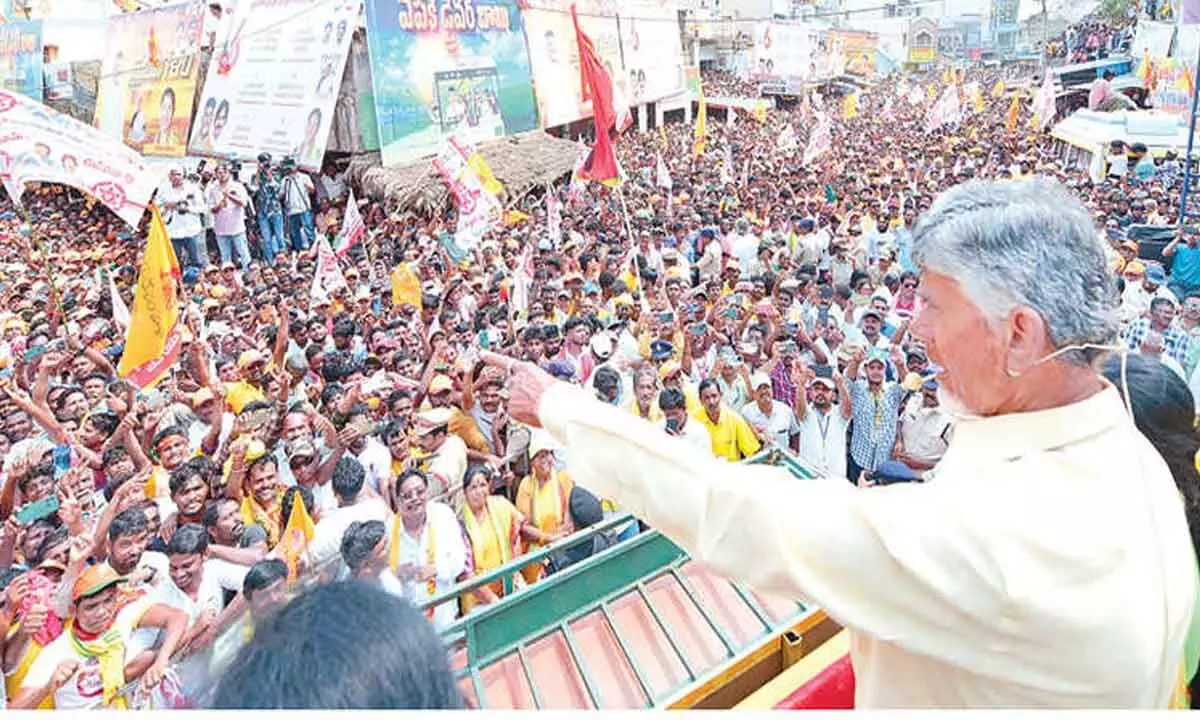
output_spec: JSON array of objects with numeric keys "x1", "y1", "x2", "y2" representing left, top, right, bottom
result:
[
  {"x1": 187, "y1": 0, "x2": 357, "y2": 169},
  {"x1": 0, "y1": 21, "x2": 43, "y2": 99},
  {"x1": 363, "y1": 0, "x2": 537, "y2": 165},
  {"x1": 618, "y1": 0, "x2": 684, "y2": 103},
  {"x1": 750, "y1": 21, "x2": 818, "y2": 83},
  {"x1": 524, "y1": 0, "x2": 625, "y2": 128},
  {"x1": 93, "y1": 2, "x2": 205, "y2": 157}
]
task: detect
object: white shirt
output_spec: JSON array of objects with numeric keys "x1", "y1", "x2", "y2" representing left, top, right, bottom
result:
[
  {"x1": 730, "y1": 233, "x2": 760, "y2": 276},
  {"x1": 741, "y1": 399, "x2": 800, "y2": 449},
  {"x1": 536, "y1": 382, "x2": 1197, "y2": 707},
  {"x1": 309, "y1": 497, "x2": 391, "y2": 570},
  {"x1": 898, "y1": 397, "x2": 952, "y2": 466},
  {"x1": 157, "y1": 181, "x2": 205, "y2": 239},
  {"x1": 797, "y1": 404, "x2": 849, "y2": 481},
  {"x1": 656, "y1": 417, "x2": 713, "y2": 452},
  {"x1": 390, "y1": 503, "x2": 468, "y2": 630},
  {"x1": 354, "y1": 438, "x2": 392, "y2": 495},
  {"x1": 23, "y1": 597, "x2": 154, "y2": 709}
]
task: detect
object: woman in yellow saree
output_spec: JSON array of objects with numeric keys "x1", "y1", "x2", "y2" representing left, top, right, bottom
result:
[
  {"x1": 515, "y1": 432, "x2": 573, "y2": 585},
  {"x1": 459, "y1": 465, "x2": 524, "y2": 613}
]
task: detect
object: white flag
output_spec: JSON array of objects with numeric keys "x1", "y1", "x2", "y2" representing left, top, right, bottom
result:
[
  {"x1": 803, "y1": 113, "x2": 832, "y2": 166},
  {"x1": 332, "y1": 188, "x2": 365, "y2": 257},
  {"x1": 1031, "y1": 72, "x2": 1059, "y2": 130},
  {"x1": 655, "y1": 153, "x2": 673, "y2": 189},
  {"x1": 546, "y1": 185, "x2": 562, "y2": 246},
  {"x1": 776, "y1": 125, "x2": 798, "y2": 152},
  {"x1": 511, "y1": 242, "x2": 535, "y2": 315},
  {"x1": 719, "y1": 144, "x2": 733, "y2": 184},
  {"x1": 311, "y1": 235, "x2": 349, "y2": 301},
  {"x1": 925, "y1": 86, "x2": 962, "y2": 133},
  {"x1": 108, "y1": 271, "x2": 130, "y2": 330},
  {"x1": 727, "y1": 108, "x2": 737, "y2": 127}
]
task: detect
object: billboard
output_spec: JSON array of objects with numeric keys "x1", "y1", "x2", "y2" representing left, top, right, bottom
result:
[
  {"x1": 750, "y1": 22, "x2": 817, "y2": 83},
  {"x1": 828, "y1": 29, "x2": 876, "y2": 75},
  {"x1": 618, "y1": 0, "x2": 684, "y2": 103},
  {"x1": 524, "y1": 0, "x2": 626, "y2": 128},
  {"x1": 93, "y1": 2, "x2": 205, "y2": 157},
  {"x1": 363, "y1": 0, "x2": 538, "y2": 166},
  {"x1": 187, "y1": 0, "x2": 357, "y2": 170},
  {"x1": 0, "y1": 21, "x2": 43, "y2": 99}
]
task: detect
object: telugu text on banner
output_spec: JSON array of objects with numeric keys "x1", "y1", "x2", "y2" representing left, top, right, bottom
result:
[
  {"x1": 433, "y1": 136, "x2": 501, "y2": 256},
  {"x1": 750, "y1": 22, "x2": 816, "y2": 87},
  {"x1": 617, "y1": 0, "x2": 683, "y2": 104},
  {"x1": 523, "y1": 0, "x2": 626, "y2": 128},
  {"x1": 188, "y1": 0, "x2": 357, "y2": 169},
  {"x1": 93, "y1": 2, "x2": 206, "y2": 157},
  {"x1": 0, "y1": 88, "x2": 161, "y2": 227},
  {"x1": 363, "y1": 0, "x2": 538, "y2": 166},
  {"x1": 0, "y1": 21, "x2": 44, "y2": 99}
]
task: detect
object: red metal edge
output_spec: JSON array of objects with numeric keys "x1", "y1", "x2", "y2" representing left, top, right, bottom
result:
[{"x1": 773, "y1": 654, "x2": 856, "y2": 710}]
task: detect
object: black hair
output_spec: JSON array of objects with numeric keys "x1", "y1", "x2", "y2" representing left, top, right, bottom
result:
[
  {"x1": 280, "y1": 485, "x2": 314, "y2": 525},
  {"x1": 209, "y1": 581, "x2": 464, "y2": 708},
  {"x1": 167, "y1": 523, "x2": 209, "y2": 556},
  {"x1": 30, "y1": 525, "x2": 69, "y2": 567},
  {"x1": 102, "y1": 445, "x2": 129, "y2": 469},
  {"x1": 697, "y1": 378, "x2": 721, "y2": 397},
  {"x1": 109, "y1": 507, "x2": 148, "y2": 541},
  {"x1": 243, "y1": 558, "x2": 288, "y2": 599},
  {"x1": 340, "y1": 520, "x2": 385, "y2": 574},
  {"x1": 463, "y1": 463, "x2": 491, "y2": 491},
  {"x1": 152, "y1": 425, "x2": 188, "y2": 449},
  {"x1": 169, "y1": 463, "x2": 207, "y2": 497},
  {"x1": 331, "y1": 456, "x2": 365, "y2": 501},
  {"x1": 658, "y1": 387, "x2": 687, "y2": 412},
  {"x1": 241, "y1": 400, "x2": 273, "y2": 416}
]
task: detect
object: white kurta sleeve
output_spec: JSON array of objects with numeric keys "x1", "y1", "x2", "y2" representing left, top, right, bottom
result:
[{"x1": 536, "y1": 382, "x2": 1062, "y2": 669}]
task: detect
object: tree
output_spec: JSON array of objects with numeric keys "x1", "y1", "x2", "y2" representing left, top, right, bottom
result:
[{"x1": 1099, "y1": 0, "x2": 1132, "y2": 23}]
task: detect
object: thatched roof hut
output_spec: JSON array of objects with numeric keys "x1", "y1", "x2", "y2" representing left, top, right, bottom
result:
[{"x1": 347, "y1": 131, "x2": 583, "y2": 215}]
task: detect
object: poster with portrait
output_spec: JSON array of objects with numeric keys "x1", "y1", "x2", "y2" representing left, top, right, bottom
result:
[
  {"x1": 0, "y1": 21, "x2": 44, "y2": 99},
  {"x1": 750, "y1": 22, "x2": 817, "y2": 83},
  {"x1": 523, "y1": 0, "x2": 626, "y2": 128},
  {"x1": 188, "y1": 0, "x2": 356, "y2": 170},
  {"x1": 93, "y1": 2, "x2": 205, "y2": 157},
  {"x1": 617, "y1": 0, "x2": 683, "y2": 104},
  {"x1": 363, "y1": 0, "x2": 538, "y2": 166}
]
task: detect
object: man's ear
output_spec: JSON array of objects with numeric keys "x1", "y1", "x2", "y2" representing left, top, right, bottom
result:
[{"x1": 1004, "y1": 305, "x2": 1051, "y2": 377}]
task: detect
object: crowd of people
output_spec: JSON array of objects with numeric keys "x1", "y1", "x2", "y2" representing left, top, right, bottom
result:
[{"x1": 0, "y1": 24, "x2": 1198, "y2": 707}]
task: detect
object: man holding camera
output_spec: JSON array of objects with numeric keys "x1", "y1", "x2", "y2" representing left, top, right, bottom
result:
[{"x1": 158, "y1": 168, "x2": 207, "y2": 270}]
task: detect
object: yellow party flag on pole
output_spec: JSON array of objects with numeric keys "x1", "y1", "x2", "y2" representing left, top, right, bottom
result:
[
  {"x1": 118, "y1": 205, "x2": 181, "y2": 389},
  {"x1": 1005, "y1": 95, "x2": 1020, "y2": 132},
  {"x1": 391, "y1": 262, "x2": 423, "y2": 310},
  {"x1": 752, "y1": 99, "x2": 767, "y2": 123},
  {"x1": 842, "y1": 92, "x2": 858, "y2": 120},
  {"x1": 503, "y1": 209, "x2": 530, "y2": 225},
  {"x1": 693, "y1": 82, "x2": 708, "y2": 157},
  {"x1": 990, "y1": 78, "x2": 1005, "y2": 98},
  {"x1": 467, "y1": 152, "x2": 503, "y2": 197},
  {"x1": 278, "y1": 490, "x2": 316, "y2": 582}
]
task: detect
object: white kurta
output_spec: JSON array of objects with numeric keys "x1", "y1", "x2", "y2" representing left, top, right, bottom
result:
[
  {"x1": 536, "y1": 381, "x2": 1197, "y2": 707},
  {"x1": 391, "y1": 502, "x2": 468, "y2": 630}
]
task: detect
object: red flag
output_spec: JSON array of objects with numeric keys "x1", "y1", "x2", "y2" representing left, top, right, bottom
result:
[{"x1": 571, "y1": 4, "x2": 620, "y2": 185}]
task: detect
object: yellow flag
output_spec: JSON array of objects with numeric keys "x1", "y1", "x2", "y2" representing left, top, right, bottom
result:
[
  {"x1": 467, "y1": 152, "x2": 503, "y2": 196},
  {"x1": 391, "y1": 262, "x2": 423, "y2": 309},
  {"x1": 503, "y1": 209, "x2": 529, "y2": 225},
  {"x1": 752, "y1": 99, "x2": 767, "y2": 123},
  {"x1": 118, "y1": 205, "x2": 181, "y2": 389},
  {"x1": 658, "y1": 124, "x2": 668, "y2": 150},
  {"x1": 927, "y1": 84, "x2": 937, "y2": 101},
  {"x1": 693, "y1": 84, "x2": 708, "y2": 157},
  {"x1": 842, "y1": 92, "x2": 858, "y2": 120},
  {"x1": 1005, "y1": 95, "x2": 1020, "y2": 132},
  {"x1": 942, "y1": 67, "x2": 953, "y2": 84},
  {"x1": 990, "y1": 78, "x2": 1005, "y2": 98},
  {"x1": 279, "y1": 491, "x2": 316, "y2": 581},
  {"x1": 971, "y1": 87, "x2": 985, "y2": 113}
]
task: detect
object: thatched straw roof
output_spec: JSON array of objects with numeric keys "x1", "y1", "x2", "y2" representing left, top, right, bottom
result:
[{"x1": 347, "y1": 131, "x2": 583, "y2": 215}]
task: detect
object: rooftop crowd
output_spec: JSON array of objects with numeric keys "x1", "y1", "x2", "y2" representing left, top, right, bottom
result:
[{"x1": 0, "y1": 24, "x2": 1199, "y2": 706}]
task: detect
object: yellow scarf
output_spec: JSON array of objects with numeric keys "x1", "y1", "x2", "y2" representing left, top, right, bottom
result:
[
  {"x1": 390, "y1": 514, "x2": 437, "y2": 620},
  {"x1": 463, "y1": 497, "x2": 512, "y2": 570},
  {"x1": 240, "y1": 493, "x2": 282, "y2": 546},
  {"x1": 67, "y1": 619, "x2": 127, "y2": 709},
  {"x1": 530, "y1": 471, "x2": 568, "y2": 541}
]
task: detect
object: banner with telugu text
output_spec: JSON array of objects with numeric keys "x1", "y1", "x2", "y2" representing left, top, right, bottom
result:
[
  {"x1": 188, "y1": 0, "x2": 356, "y2": 170},
  {"x1": 363, "y1": 0, "x2": 538, "y2": 166},
  {"x1": 750, "y1": 22, "x2": 817, "y2": 85},
  {"x1": 523, "y1": 0, "x2": 626, "y2": 128},
  {"x1": 94, "y1": 2, "x2": 205, "y2": 158},
  {"x1": 0, "y1": 88, "x2": 161, "y2": 227},
  {"x1": 0, "y1": 21, "x2": 43, "y2": 99}
]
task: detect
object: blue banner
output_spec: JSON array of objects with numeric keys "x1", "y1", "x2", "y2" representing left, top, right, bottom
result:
[
  {"x1": 363, "y1": 0, "x2": 539, "y2": 166},
  {"x1": 0, "y1": 20, "x2": 42, "y2": 99}
]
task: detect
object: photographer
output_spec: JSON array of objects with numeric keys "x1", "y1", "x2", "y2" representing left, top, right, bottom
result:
[
  {"x1": 158, "y1": 167, "x2": 208, "y2": 271},
  {"x1": 278, "y1": 157, "x2": 316, "y2": 253}
]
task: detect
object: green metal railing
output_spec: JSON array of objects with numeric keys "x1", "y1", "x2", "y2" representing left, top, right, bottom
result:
[{"x1": 424, "y1": 449, "x2": 824, "y2": 709}]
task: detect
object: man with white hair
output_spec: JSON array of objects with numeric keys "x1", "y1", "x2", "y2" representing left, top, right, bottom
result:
[{"x1": 485, "y1": 179, "x2": 1197, "y2": 708}]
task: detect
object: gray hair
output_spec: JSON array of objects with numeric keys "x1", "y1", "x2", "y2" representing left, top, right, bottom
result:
[{"x1": 910, "y1": 179, "x2": 1118, "y2": 367}]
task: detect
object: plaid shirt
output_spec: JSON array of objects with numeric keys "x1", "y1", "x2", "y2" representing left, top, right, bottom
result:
[
  {"x1": 770, "y1": 361, "x2": 799, "y2": 411},
  {"x1": 1125, "y1": 317, "x2": 1190, "y2": 366}
]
